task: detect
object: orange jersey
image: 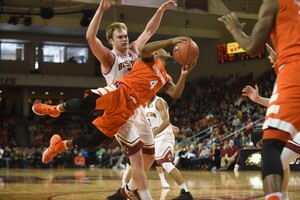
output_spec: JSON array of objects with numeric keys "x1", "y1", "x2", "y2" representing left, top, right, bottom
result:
[
  {"x1": 120, "y1": 59, "x2": 170, "y2": 106},
  {"x1": 271, "y1": 0, "x2": 300, "y2": 71},
  {"x1": 87, "y1": 58, "x2": 170, "y2": 137}
]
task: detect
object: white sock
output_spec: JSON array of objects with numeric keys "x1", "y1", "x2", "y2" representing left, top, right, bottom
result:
[
  {"x1": 62, "y1": 140, "x2": 68, "y2": 149},
  {"x1": 178, "y1": 183, "x2": 188, "y2": 192},
  {"x1": 282, "y1": 190, "x2": 289, "y2": 200},
  {"x1": 158, "y1": 172, "x2": 166, "y2": 182},
  {"x1": 139, "y1": 189, "x2": 152, "y2": 200},
  {"x1": 56, "y1": 105, "x2": 63, "y2": 112},
  {"x1": 127, "y1": 179, "x2": 137, "y2": 190},
  {"x1": 265, "y1": 192, "x2": 282, "y2": 200}
]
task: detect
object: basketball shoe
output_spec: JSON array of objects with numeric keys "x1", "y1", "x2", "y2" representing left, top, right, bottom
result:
[
  {"x1": 32, "y1": 103, "x2": 60, "y2": 118},
  {"x1": 107, "y1": 188, "x2": 126, "y2": 200},
  {"x1": 172, "y1": 189, "x2": 193, "y2": 200},
  {"x1": 120, "y1": 185, "x2": 141, "y2": 200},
  {"x1": 42, "y1": 134, "x2": 62, "y2": 164}
]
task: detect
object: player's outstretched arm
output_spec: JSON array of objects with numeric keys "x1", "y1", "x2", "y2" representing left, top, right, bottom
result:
[
  {"x1": 86, "y1": 0, "x2": 115, "y2": 70},
  {"x1": 131, "y1": 0, "x2": 176, "y2": 52},
  {"x1": 242, "y1": 84, "x2": 270, "y2": 107},
  {"x1": 218, "y1": 0, "x2": 277, "y2": 55},
  {"x1": 140, "y1": 37, "x2": 190, "y2": 59}
]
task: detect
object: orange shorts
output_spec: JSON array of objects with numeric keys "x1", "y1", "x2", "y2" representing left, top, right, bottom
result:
[
  {"x1": 85, "y1": 82, "x2": 137, "y2": 137},
  {"x1": 263, "y1": 61, "x2": 300, "y2": 141}
]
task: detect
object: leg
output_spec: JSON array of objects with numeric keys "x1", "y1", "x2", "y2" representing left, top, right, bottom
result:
[
  {"x1": 280, "y1": 134, "x2": 300, "y2": 200},
  {"x1": 42, "y1": 128, "x2": 108, "y2": 164},
  {"x1": 261, "y1": 137, "x2": 285, "y2": 199},
  {"x1": 32, "y1": 93, "x2": 100, "y2": 117},
  {"x1": 156, "y1": 165, "x2": 170, "y2": 188},
  {"x1": 161, "y1": 163, "x2": 193, "y2": 200}
]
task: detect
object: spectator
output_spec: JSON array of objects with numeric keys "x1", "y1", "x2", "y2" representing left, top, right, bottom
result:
[
  {"x1": 209, "y1": 143, "x2": 221, "y2": 171},
  {"x1": 239, "y1": 131, "x2": 250, "y2": 149},
  {"x1": 74, "y1": 152, "x2": 86, "y2": 168},
  {"x1": 220, "y1": 139, "x2": 239, "y2": 170}
]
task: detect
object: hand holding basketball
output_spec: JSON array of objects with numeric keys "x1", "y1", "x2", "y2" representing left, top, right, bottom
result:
[{"x1": 173, "y1": 39, "x2": 199, "y2": 67}]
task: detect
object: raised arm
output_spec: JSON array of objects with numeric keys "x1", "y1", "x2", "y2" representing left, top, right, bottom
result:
[
  {"x1": 153, "y1": 98, "x2": 170, "y2": 136},
  {"x1": 242, "y1": 84, "x2": 270, "y2": 107},
  {"x1": 130, "y1": 0, "x2": 177, "y2": 53},
  {"x1": 86, "y1": 0, "x2": 115, "y2": 71},
  {"x1": 163, "y1": 63, "x2": 193, "y2": 99},
  {"x1": 140, "y1": 36, "x2": 190, "y2": 59},
  {"x1": 218, "y1": 0, "x2": 278, "y2": 55}
]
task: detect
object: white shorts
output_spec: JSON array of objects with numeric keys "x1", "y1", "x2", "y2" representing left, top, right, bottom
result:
[
  {"x1": 115, "y1": 106, "x2": 155, "y2": 156},
  {"x1": 155, "y1": 131, "x2": 175, "y2": 165}
]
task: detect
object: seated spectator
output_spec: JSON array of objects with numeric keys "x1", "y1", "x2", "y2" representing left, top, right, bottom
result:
[
  {"x1": 239, "y1": 131, "x2": 250, "y2": 149},
  {"x1": 220, "y1": 139, "x2": 239, "y2": 170},
  {"x1": 208, "y1": 143, "x2": 221, "y2": 171},
  {"x1": 74, "y1": 152, "x2": 86, "y2": 168}
]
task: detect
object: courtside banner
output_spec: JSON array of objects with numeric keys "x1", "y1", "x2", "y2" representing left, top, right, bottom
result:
[
  {"x1": 238, "y1": 149, "x2": 300, "y2": 171},
  {"x1": 227, "y1": 42, "x2": 246, "y2": 54}
]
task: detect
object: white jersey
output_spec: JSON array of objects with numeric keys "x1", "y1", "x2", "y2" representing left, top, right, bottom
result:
[
  {"x1": 102, "y1": 49, "x2": 138, "y2": 85},
  {"x1": 145, "y1": 96, "x2": 173, "y2": 138}
]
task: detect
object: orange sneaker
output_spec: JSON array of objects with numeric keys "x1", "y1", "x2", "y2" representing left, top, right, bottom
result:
[
  {"x1": 42, "y1": 134, "x2": 63, "y2": 164},
  {"x1": 32, "y1": 103, "x2": 60, "y2": 118}
]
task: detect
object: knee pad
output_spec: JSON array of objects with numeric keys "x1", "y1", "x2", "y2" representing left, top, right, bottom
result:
[
  {"x1": 281, "y1": 137, "x2": 300, "y2": 169},
  {"x1": 261, "y1": 139, "x2": 285, "y2": 179},
  {"x1": 162, "y1": 162, "x2": 175, "y2": 173}
]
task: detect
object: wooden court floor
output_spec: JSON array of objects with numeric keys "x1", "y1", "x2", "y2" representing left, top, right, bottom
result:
[{"x1": 0, "y1": 168, "x2": 299, "y2": 200}]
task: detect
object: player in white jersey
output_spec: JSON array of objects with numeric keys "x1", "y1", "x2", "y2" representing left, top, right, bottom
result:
[
  {"x1": 145, "y1": 95, "x2": 193, "y2": 200},
  {"x1": 86, "y1": 0, "x2": 177, "y2": 199}
]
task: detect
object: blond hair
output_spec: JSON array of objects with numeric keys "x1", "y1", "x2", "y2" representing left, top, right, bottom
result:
[{"x1": 106, "y1": 22, "x2": 128, "y2": 44}]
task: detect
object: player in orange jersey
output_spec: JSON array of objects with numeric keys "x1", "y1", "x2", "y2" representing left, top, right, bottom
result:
[
  {"x1": 219, "y1": 1, "x2": 300, "y2": 199},
  {"x1": 86, "y1": 1, "x2": 177, "y2": 199},
  {"x1": 32, "y1": 36, "x2": 196, "y2": 200}
]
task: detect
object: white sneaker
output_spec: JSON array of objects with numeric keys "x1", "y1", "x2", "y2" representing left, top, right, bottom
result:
[
  {"x1": 161, "y1": 181, "x2": 170, "y2": 189},
  {"x1": 282, "y1": 190, "x2": 289, "y2": 200}
]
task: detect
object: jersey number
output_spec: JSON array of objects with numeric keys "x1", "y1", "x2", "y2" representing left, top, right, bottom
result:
[{"x1": 149, "y1": 80, "x2": 158, "y2": 90}]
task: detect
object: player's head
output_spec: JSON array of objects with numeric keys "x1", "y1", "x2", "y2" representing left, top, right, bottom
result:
[
  {"x1": 154, "y1": 49, "x2": 172, "y2": 65},
  {"x1": 106, "y1": 22, "x2": 129, "y2": 50}
]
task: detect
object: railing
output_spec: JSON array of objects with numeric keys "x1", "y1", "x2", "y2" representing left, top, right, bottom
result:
[
  {"x1": 177, "y1": 117, "x2": 265, "y2": 147},
  {"x1": 220, "y1": 117, "x2": 265, "y2": 142},
  {"x1": 177, "y1": 124, "x2": 217, "y2": 146}
]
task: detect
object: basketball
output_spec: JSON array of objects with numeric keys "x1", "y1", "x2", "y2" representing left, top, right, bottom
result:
[{"x1": 173, "y1": 40, "x2": 199, "y2": 65}]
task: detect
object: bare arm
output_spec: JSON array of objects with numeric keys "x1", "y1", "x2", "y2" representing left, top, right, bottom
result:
[
  {"x1": 242, "y1": 84, "x2": 270, "y2": 107},
  {"x1": 86, "y1": 0, "x2": 115, "y2": 72},
  {"x1": 152, "y1": 98, "x2": 170, "y2": 136},
  {"x1": 140, "y1": 36, "x2": 190, "y2": 59},
  {"x1": 163, "y1": 65, "x2": 190, "y2": 99},
  {"x1": 218, "y1": 0, "x2": 278, "y2": 55},
  {"x1": 130, "y1": 0, "x2": 176, "y2": 53}
]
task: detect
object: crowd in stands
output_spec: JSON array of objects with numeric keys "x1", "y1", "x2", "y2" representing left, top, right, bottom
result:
[{"x1": 0, "y1": 69, "x2": 276, "y2": 170}]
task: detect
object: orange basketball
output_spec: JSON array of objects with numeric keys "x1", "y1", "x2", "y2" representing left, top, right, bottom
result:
[{"x1": 173, "y1": 40, "x2": 199, "y2": 65}]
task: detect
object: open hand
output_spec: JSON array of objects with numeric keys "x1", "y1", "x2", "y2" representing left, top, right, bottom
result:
[
  {"x1": 218, "y1": 13, "x2": 244, "y2": 34},
  {"x1": 98, "y1": 0, "x2": 115, "y2": 12},
  {"x1": 172, "y1": 36, "x2": 191, "y2": 45},
  {"x1": 242, "y1": 85, "x2": 259, "y2": 102},
  {"x1": 159, "y1": 0, "x2": 177, "y2": 11}
]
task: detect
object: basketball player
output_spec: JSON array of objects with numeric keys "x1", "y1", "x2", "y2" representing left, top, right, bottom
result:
[
  {"x1": 87, "y1": 0, "x2": 176, "y2": 199},
  {"x1": 32, "y1": 36, "x2": 196, "y2": 200},
  {"x1": 145, "y1": 95, "x2": 193, "y2": 200},
  {"x1": 219, "y1": 1, "x2": 300, "y2": 199},
  {"x1": 242, "y1": 84, "x2": 289, "y2": 200}
]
